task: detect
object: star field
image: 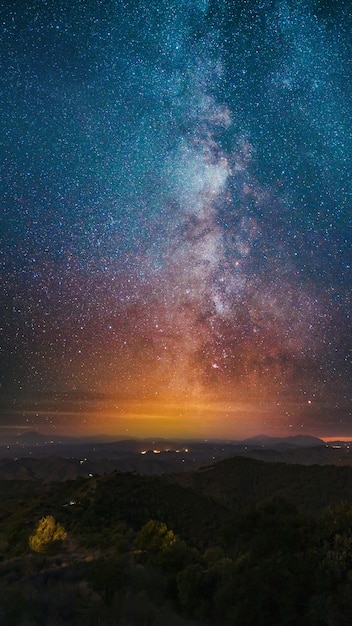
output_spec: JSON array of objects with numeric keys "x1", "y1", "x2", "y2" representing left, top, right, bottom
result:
[{"x1": 1, "y1": 0, "x2": 351, "y2": 438}]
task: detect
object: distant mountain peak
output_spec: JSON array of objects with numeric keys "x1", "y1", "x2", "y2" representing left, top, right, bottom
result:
[{"x1": 241, "y1": 434, "x2": 324, "y2": 448}]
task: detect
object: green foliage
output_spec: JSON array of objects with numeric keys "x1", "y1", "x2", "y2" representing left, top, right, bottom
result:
[
  {"x1": 28, "y1": 515, "x2": 67, "y2": 553},
  {"x1": 134, "y1": 519, "x2": 176, "y2": 553},
  {"x1": 88, "y1": 556, "x2": 129, "y2": 606},
  {"x1": 5, "y1": 519, "x2": 29, "y2": 555}
]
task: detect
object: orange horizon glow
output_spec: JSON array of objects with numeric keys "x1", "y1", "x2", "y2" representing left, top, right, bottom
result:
[
  {"x1": 322, "y1": 437, "x2": 352, "y2": 443},
  {"x1": 9, "y1": 391, "x2": 350, "y2": 442}
]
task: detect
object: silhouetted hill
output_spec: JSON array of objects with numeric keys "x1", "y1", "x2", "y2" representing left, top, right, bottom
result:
[
  {"x1": 238, "y1": 445, "x2": 347, "y2": 465},
  {"x1": 242, "y1": 434, "x2": 324, "y2": 448},
  {"x1": 171, "y1": 455, "x2": 352, "y2": 514},
  {"x1": 1, "y1": 435, "x2": 352, "y2": 482},
  {"x1": 0, "y1": 454, "x2": 201, "y2": 481},
  {"x1": 5, "y1": 455, "x2": 352, "y2": 543},
  {"x1": 1, "y1": 444, "x2": 352, "y2": 482}
]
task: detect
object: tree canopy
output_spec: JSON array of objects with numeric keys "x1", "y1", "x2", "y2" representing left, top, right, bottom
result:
[{"x1": 28, "y1": 515, "x2": 67, "y2": 553}]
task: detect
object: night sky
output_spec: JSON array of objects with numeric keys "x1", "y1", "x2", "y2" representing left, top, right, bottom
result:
[{"x1": 1, "y1": 0, "x2": 351, "y2": 439}]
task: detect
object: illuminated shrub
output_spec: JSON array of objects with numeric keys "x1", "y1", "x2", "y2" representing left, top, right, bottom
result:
[
  {"x1": 28, "y1": 515, "x2": 67, "y2": 553},
  {"x1": 134, "y1": 519, "x2": 176, "y2": 553}
]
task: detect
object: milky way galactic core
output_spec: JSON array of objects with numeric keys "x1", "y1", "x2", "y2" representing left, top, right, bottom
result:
[{"x1": 1, "y1": 0, "x2": 351, "y2": 437}]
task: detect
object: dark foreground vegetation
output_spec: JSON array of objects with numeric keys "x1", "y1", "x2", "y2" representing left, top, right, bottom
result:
[{"x1": 2, "y1": 456, "x2": 352, "y2": 624}]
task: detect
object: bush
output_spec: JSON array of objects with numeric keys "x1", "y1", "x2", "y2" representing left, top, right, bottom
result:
[{"x1": 28, "y1": 515, "x2": 67, "y2": 554}]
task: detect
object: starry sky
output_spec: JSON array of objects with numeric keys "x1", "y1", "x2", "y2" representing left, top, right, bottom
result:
[{"x1": 1, "y1": 0, "x2": 351, "y2": 439}]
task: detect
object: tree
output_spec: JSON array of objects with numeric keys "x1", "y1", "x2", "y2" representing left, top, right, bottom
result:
[
  {"x1": 28, "y1": 515, "x2": 67, "y2": 553},
  {"x1": 134, "y1": 520, "x2": 176, "y2": 557}
]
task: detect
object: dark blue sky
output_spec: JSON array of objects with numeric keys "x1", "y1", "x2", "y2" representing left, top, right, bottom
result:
[{"x1": 1, "y1": 0, "x2": 351, "y2": 438}]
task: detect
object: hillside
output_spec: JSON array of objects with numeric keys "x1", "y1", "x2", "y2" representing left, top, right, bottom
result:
[
  {"x1": 2, "y1": 456, "x2": 352, "y2": 624},
  {"x1": 170, "y1": 455, "x2": 352, "y2": 514},
  {"x1": 3, "y1": 455, "x2": 352, "y2": 547}
]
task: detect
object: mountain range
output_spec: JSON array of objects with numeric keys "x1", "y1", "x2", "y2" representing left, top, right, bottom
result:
[{"x1": 0, "y1": 433, "x2": 351, "y2": 481}]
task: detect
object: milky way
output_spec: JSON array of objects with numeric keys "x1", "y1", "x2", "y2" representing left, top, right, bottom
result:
[{"x1": 1, "y1": 0, "x2": 351, "y2": 438}]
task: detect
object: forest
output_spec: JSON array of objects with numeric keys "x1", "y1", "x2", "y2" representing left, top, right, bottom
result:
[{"x1": 1, "y1": 456, "x2": 352, "y2": 625}]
